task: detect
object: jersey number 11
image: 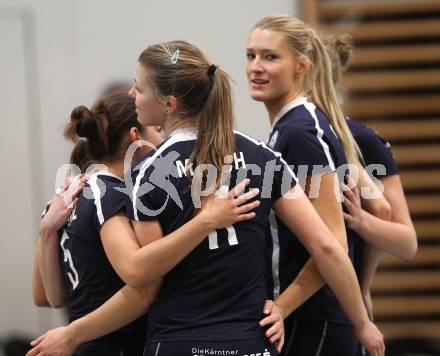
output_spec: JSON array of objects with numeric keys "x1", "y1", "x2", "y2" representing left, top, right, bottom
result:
[{"x1": 208, "y1": 226, "x2": 238, "y2": 250}]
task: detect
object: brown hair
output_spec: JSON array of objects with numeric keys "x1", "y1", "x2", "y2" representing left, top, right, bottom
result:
[
  {"x1": 252, "y1": 15, "x2": 361, "y2": 165},
  {"x1": 323, "y1": 34, "x2": 353, "y2": 87},
  {"x1": 64, "y1": 93, "x2": 143, "y2": 163},
  {"x1": 67, "y1": 140, "x2": 92, "y2": 172},
  {"x1": 137, "y1": 40, "x2": 235, "y2": 188}
]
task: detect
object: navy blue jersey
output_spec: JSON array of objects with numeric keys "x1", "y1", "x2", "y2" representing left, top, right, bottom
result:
[
  {"x1": 126, "y1": 128, "x2": 297, "y2": 342},
  {"x1": 346, "y1": 118, "x2": 398, "y2": 180},
  {"x1": 266, "y1": 97, "x2": 352, "y2": 324},
  {"x1": 56, "y1": 173, "x2": 147, "y2": 347},
  {"x1": 346, "y1": 118, "x2": 399, "y2": 276}
]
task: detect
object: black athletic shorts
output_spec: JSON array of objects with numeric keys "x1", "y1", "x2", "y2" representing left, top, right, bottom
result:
[
  {"x1": 73, "y1": 338, "x2": 144, "y2": 356},
  {"x1": 144, "y1": 338, "x2": 277, "y2": 356},
  {"x1": 281, "y1": 317, "x2": 357, "y2": 356}
]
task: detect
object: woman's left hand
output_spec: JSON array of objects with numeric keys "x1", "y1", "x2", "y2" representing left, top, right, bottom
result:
[
  {"x1": 40, "y1": 175, "x2": 88, "y2": 234},
  {"x1": 25, "y1": 326, "x2": 78, "y2": 356},
  {"x1": 259, "y1": 300, "x2": 285, "y2": 353}
]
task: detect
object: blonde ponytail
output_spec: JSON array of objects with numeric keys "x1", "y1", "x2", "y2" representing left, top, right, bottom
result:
[{"x1": 307, "y1": 31, "x2": 362, "y2": 165}]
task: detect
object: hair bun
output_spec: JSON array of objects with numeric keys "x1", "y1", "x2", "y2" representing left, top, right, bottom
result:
[
  {"x1": 333, "y1": 34, "x2": 353, "y2": 68},
  {"x1": 70, "y1": 105, "x2": 99, "y2": 139},
  {"x1": 64, "y1": 105, "x2": 89, "y2": 142},
  {"x1": 70, "y1": 105, "x2": 91, "y2": 122}
]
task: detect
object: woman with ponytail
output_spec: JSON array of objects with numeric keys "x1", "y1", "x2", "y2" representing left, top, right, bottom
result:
[
  {"x1": 30, "y1": 91, "x2": 261, "y2": 355},
  {"x1": 33, "y1": 93, "x2": 170, "y2": 355},
  {"x1": 246, "y1": 15, "x2": 385, "y2": 356},
  {"x1": 326, "y1": 33, "x2": 416, "y2": 261},
  {"x1": 29, "y1": 40, "x2": 383, "y2": 356},
  {"x1": 325, "y1": 34, "x2": 417, "y2": 356},
  {"x1": 32, "y1": 93, "x2": 164, "y2": 355}
]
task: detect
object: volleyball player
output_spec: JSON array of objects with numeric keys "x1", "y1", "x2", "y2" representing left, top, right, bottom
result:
[
  {"x1": 32, "y1": 93, "x2": 167, "y2": 355},
  {"x1": 246, "y1": 15, "x2": 388, "y2": 356},
  {"x1": 31, "y1": 92, "x2": 260, "y2": 356},
  {"x1": 32, "y1": 110, "x2": 102, "y2": 309},
  {"x1": 325, "y1": 34, "x2": 417, "y2": 355},
  {"x1": 28, "y1": 40, "x2": 383, "y2": 356}
]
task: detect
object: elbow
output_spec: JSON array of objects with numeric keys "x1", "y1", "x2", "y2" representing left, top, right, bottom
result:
[
  {"x1": 127, "y1": 275, "x2": 156, "y2": 289},
  {"x1": 404, "y1": 249, "x2": 417, "y2": 262},
  {"x1": 33, "y1": 295, "x2": 50, "y2": 308},
  {"x1": 138, "y1": 281, "x2": 161, "y2": 312},
  {"x1": 32, "y1": 283, "x2": 50, "y2": 307},
  {"x1": 125, "y1": 274, "x2": 145, "y2": 289},
  {"x1": 49, "y1": 302, "x2": 66, "y2": 309},
  {"x1": 117, "y1": 253, "x2": 162, "y2": 288},
  {"x1": 42, "y1": 289, "x2": 66, "y2": 308},
  {"x1": 138, "y1": 292, "x2": 154, "y2": 312},
  {"x1": 110, "y1": 250, "x2": 154, "y2": 288},
  {"x1": 403, "y1": 231, "x2": 418, "y2": 262},
  {"x1": 321, "y1": 243, "x2": 338, "y2": 258},
  {"x1": 123, "y1": 263, "x2": 154, "y2": 289},
  {"x1": 313, "y1": 238, "x2": 339, "y2": 260},
  {"x1": 47, "y1": 297, "x2": 66, "y2": 309}
]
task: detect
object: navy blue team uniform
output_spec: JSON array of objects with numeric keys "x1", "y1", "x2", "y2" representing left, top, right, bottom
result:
[
  {"x1": 266, "y1": 97, "x2": 357, "y2": 356},
  {"x1": 346, "y1": 118, "x2": 399, "y2": 280},
  {"x1": 57, "y1": 172, "x2": 147, "y2": 355},
  {"x1": 127, "y1": 128, "x2": 298, "y2": 356},
  {"x1": 346, "y1": 118, "x2": 399, "y2": 356}
]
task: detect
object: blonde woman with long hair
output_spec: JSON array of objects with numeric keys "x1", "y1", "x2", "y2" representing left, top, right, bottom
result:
[{"x1": 246, "y1": 15, "x2": 386, "y2": 356}]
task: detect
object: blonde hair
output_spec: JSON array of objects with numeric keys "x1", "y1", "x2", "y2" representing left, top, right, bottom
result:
[
  {"x1": 138, "y1": 40, "x2": 235, "y2": 189},
  {"x1": 253, "y1": 15, "x2": 361, "y2": 165}
]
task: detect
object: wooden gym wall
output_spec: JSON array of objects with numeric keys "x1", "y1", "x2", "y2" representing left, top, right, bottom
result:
[{"x1": 301, "y1": 0, "x2": 440, "y2": 340}]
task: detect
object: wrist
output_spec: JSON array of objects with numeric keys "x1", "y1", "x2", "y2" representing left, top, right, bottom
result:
[
  {"x1": 68, "y1": 316, "x2": 91, "y2": 347},
  {"x1": 194, "y1": 210, "x2": 217, "y2": 232},
  {"x1": 351, "y1": 304, "x2": 371, "y2": 331},
  {"x1": 274, "y1": 301, "x2": 288, "y2": 320},
  {"x1": 40, "y1": 214, "x2": 60, "y2": 236},
  {"x1": 39, "y1": 221, "x2": 51, "y2": 236},
  {"x1": 352, "y1": 315, "x2": 370, "y2": 332},
  {"x1": 353, "y1": 210, "x2": 369, "y2": 233},
  {"x1": 39, "y1": 223, "x2": 58, "y2": 239},
  {"x1": 66, "y1": 321, "x2": 82, "y2": 347}
]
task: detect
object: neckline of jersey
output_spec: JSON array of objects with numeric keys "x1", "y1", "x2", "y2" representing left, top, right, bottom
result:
[
  {"x1": 270, "y1": 96, "x2": 309, "y2": 131},
  {"x1": 89, "y1": 171, "x2": 124, "y2": 182},
  {"x1": 168, "y1": 127, "x2": 198, "y2": 141}
]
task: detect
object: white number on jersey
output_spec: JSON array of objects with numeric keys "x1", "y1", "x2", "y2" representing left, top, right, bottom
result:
[
  {"x1": 60, "y1": 231, "x2": 79, "y2": 290},
  {"x1": 208, "y1": 226, "x2": 238, "y2": 250}
]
